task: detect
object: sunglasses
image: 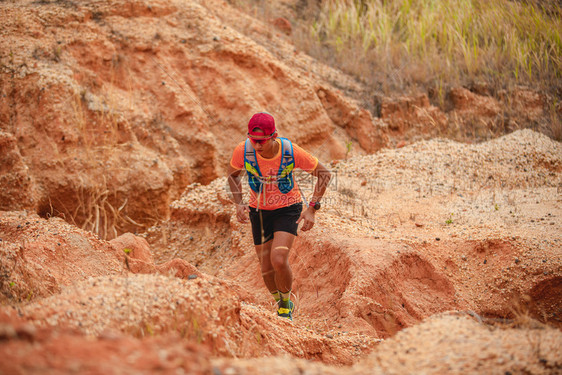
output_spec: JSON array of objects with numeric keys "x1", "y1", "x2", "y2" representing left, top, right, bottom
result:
[{"x1": 248, "y1": 132, "x2": 275, "y2": 145}]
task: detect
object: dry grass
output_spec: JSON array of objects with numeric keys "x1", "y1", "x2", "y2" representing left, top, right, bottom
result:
[
  {"x1": 72, "y1": 176, "x2": 143, "y2": 240},
  {"x1": 299, "y1": 0, "x2": 561, "y2": 93},
  {"x1": 234, "y1": 0, "x2": 562, "y2": 140}
]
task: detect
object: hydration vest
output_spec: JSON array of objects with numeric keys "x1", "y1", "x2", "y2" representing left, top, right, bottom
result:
[{"x1": 244, "y1": 137, "x2": 295, "y2": 194}]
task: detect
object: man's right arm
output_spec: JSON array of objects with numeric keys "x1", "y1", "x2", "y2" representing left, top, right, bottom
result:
[
  {"x1": 227, "y1": 164, "x2": 249, "y2": 223},
  {"x1": 227, "y1": 164, "x2": 244, "y2": 204}
]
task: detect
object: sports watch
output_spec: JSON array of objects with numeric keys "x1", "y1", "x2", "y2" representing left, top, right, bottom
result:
[{"x1": 309, "y1": 201, "x2": 321, "y2": 211}]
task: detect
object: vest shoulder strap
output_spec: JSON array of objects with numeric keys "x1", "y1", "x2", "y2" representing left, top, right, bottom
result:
[{"x1": 279, "y1": 137, "x2": 294, "y2": 161}]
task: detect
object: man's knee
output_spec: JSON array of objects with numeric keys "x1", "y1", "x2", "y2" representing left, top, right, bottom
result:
[{"x1": 271, "y1": 246, "x2": 289, "y2": 269}]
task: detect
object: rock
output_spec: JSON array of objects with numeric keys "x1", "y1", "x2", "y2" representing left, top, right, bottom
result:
[
  {"x1": 271, "y1": 17, "x2": 292, "y2": 36},
  {"x1": 110, "y1": 233, "x2": 153, "y2": 264},
  {"x1": 449, "y1": 87, "x2": 501, "y2": 117},
  {"x1": 380, "y1": 94, "x2": 447, "y2": 137},
  {"x1": 510, "y1": 87, "x2": 544, "y2": 121}
]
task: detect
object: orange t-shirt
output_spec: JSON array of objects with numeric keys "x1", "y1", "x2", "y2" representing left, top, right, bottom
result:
[{"x1": 230, "y1": 138, "x2": 318, "y2": 210}]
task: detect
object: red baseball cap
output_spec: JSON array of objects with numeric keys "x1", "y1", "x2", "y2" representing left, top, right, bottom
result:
[{"x1": 248, "y1": 112, "x2": 276, "y2": 136}]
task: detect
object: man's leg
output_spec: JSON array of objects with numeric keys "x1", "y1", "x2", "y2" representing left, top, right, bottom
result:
[
  {"x1": 270, "y1": 231, "x2": 296, "y2": 292},
  {"x1": 255, "y1": 240, "x2": 278, "y2": 294},
  {"x1": 270, "y1": 231, "x2": 296, "y2": 315}
]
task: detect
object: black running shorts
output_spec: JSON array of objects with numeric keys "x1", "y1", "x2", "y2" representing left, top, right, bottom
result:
[{"x1": 248, "y1": 203, "x2": 303, "y2": 245}]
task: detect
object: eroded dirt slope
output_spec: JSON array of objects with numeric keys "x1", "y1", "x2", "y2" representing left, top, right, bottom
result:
[
  {"x1": 1, "y1": 0, "x2": 551, "y2": 242},
  {"x1": 2, "y1": 129, "x2": 561, "y2": 374},
  {"x1": 0, "y1": 0, "x2": 386, "y2": 237},
  {"x1": 1, "y1": 129, "x2": 561, "y2": 373},
  {"x1": 1, "y1": 0, "x2": 561, "y2": 373}
]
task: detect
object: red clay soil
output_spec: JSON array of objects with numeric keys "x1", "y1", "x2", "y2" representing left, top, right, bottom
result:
[
  {"x1": 0, "y1": 0, "x2": 551, "y2": 237},
  {"x1": 1, "y1": 0, "x2": 561, "y2": 374},
  {"x1": 3, "y1": 128, "x2": 560, "y2": 373}
]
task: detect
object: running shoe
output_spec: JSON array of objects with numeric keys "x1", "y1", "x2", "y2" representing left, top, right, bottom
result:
[{"x1": 277, "y1": 300, "x2": 294, "y2": 321}]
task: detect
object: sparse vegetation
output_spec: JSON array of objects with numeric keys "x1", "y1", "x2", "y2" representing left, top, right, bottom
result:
[
  {"x1": 298, "y1": 0, "x2": 561, "y2": 94},
  {"x1": 345, "y1": 140, "x2": 353, "y2": 160},
  {"x1": 236, "y1": 0, "x2": 562, "y2": 140}
]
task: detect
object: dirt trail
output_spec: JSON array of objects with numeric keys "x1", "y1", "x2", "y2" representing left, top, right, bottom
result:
[
  {"x1": 148, "y1": 129, "x2": 560, "y2": 372},
  {"x1": 155, "y1": 129, "x2": 561, "y2": 330}
]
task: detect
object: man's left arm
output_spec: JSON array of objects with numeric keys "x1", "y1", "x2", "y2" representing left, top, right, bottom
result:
[{"x1": 297, "y1": 161, "x2": 331, "y2": 231}]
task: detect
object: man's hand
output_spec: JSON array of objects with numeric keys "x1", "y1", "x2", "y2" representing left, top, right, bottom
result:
[
  {"x1": 297, "y1": 206, "x2": 316, "y2": 231},
  {"x1": 236, "y1": 204, "x2": 250, "y2": 223}
]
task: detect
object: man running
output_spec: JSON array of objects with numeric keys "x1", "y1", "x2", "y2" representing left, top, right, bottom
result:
[{"x1": 227, "y1": 112, "x2": 331, "y2": 321}]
